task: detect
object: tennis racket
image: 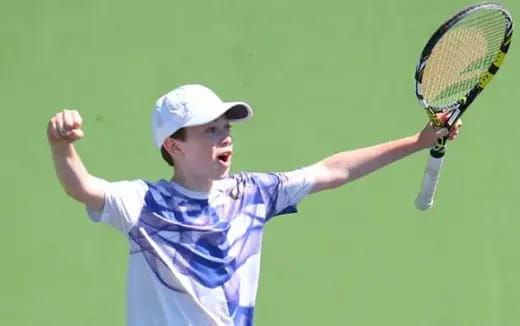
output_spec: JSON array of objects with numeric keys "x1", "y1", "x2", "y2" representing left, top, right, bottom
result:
[{"x1": 415, "y1": 2, "x2": 513, "y2": 210}]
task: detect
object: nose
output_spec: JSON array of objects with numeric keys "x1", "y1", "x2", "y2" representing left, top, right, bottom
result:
[{"x1": 221, "y1": 135, "x2": 232, "y2": 147}]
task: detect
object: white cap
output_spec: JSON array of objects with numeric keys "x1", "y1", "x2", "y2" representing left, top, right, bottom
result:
[{"x1": 151, "y1": 84, "x2": 253, "y2": 149}]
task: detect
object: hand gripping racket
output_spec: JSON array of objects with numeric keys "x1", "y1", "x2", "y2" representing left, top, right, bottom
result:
[{"x1": 414, "y1": 2, "x2": 513, "y2": 210}]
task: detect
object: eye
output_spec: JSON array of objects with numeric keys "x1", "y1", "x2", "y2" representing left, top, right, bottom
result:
[
  {"x1": 226, "y1": 124, "x2": 232, "y2": 131},
  {"x1": 206, "y1": 126, "x2": 217, "y2": 133}
]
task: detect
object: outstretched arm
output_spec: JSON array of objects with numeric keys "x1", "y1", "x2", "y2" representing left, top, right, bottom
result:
[
  {"x1": 48, "y1": 110, "x2": 106, "y2": 210},
  {"x1": 310, "y1": 118, "x2": 462, "y2": 193}
]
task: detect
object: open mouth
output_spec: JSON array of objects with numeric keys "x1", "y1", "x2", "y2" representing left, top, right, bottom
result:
[{"x1": 217, "y1": 151, "x2": 232, "y2": 164}]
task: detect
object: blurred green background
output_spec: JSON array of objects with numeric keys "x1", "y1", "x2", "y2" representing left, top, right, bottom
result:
[{"x1": 1, "y1": 0, "x2": 519, "y2": 325}]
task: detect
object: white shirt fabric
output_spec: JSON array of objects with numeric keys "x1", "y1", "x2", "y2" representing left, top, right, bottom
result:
[{"x1": 87, "y1": 167, "x2": 316, "y2": 326}]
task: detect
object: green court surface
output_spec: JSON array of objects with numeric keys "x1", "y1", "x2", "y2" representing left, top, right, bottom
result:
[{"x1": 1, "y1": 0, "x2": 519, "y2": 325}]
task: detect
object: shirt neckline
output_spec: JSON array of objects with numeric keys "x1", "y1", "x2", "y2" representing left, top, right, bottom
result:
[{"x1": 165, "y1": 180, "x2": 210, "y2": 200}]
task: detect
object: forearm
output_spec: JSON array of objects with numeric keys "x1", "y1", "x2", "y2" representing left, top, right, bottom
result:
[
  {"x1": 315, "y1": 134, "x2": 424, "y2": 189},
  {"x1": 50, "y1": 143, "x2": 104, "y2": 204}
]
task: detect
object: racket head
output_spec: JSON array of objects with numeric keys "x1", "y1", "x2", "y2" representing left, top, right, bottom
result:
[{"x1": 415, "y1": 2, "x2": 513, "y2": 114}]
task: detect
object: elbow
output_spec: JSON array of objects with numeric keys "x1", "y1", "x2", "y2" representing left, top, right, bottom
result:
[
  {"x1": 329, "y1": 172, "x2": 349, "y2": 189},
  {"x1": 64, "y1": 187, "x2": 87, "y2": 203},
  {"x1": 317, "y1": 163, "x2": 350, "y2": 191},
  {"x1": 312, "y1": 162, "x2": 351, "y2": 193},
  {"x1": 61, "y1": 179, "x2": 98, "y2": 204},
  {"x1": 60, "y1": 177, "x2": 106, "y2": 211}
]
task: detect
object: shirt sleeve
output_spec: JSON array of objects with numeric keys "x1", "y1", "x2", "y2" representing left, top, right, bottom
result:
[
  {"x1": 86, "y1": 178, "x2": 148, "y2": 234},
  {"x1": 248, "y1": 166, "x2": 316, "y2": 221}
]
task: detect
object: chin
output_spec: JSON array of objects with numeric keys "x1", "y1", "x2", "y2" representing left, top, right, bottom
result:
[
  {"x1": 212, "y1": 159, "x2": 232, "y2": 179},
  {"x1": 217, "y1": 169, "x2": 231, "y2": 179},
  {"x1": 210, "y1": 168, "x2": 230, "y2": 181}
]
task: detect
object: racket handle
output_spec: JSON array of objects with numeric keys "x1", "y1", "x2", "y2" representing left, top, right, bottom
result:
[{"x1": 415, "y1": 154, "x2": 444, "y2": 210}]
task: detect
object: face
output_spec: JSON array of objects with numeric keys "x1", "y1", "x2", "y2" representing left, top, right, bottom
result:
[{"x1": 170, "y1": 116, "x2": 233, "y2": 180}]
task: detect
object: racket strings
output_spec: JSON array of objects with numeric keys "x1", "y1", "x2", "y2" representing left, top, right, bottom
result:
[
  {"x1": 423, "y1": 31, "x2": 485, "y2": 105},
  {"x1": 432, "y1": 27, "x2": 501, "y2": 102},
  {"x1": 422, "y1": 9, "x2": 508, "y2": 108}
]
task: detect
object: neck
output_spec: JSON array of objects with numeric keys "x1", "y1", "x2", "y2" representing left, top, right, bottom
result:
[{"x1": 171, "y1": 170, "x2": 214, "y2": 193}]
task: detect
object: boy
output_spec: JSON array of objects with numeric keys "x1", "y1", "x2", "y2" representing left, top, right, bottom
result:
[{"x1": 48, "y1": 84, "x2": 461, "y2": 326}]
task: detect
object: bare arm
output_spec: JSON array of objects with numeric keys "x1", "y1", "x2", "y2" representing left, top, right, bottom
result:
[
  {"x1": 48, "y1": 110, "x2": 106, "y2": 210},
  {"x1": 310, "y1": 119, "x2": 462, "y2": 193}
]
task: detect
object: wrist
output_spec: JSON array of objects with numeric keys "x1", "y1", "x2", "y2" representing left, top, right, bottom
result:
[
  {"x1": 50, "y1": 141, "x2": 75, "y2": 155},
  {"x1": 410, "y1": 133, "x2": 429, "y2": 151}
]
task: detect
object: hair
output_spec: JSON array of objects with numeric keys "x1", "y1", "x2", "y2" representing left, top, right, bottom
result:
[{"x1": 161, "y1": 128, "x2": 186, "y2": 166}]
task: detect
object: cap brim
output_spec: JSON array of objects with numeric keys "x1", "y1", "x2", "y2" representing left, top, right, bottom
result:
[
  {"x1": 223, "y1": 102, "x2": 253, "y2": 122},
  {"x1": 182, "y1": 101, "x2": 253, "y2": 129}
]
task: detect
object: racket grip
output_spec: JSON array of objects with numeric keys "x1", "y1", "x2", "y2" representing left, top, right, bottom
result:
[{"x1": 415, "y1": 154, "x2": 444, "y2": 210}]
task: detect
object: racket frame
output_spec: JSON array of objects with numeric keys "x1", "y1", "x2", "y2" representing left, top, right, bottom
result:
[{"x1": 414, "y1": 2, "x2": 513, "y2": 210}]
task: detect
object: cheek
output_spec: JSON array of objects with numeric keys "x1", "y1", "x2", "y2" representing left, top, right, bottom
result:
[{"x1": 187, "y1": 144, "x2": 215, "y2": 162}]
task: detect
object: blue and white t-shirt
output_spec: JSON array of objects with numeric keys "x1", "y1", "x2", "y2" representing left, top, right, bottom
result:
[{"x1": 87, "y1": 167, "x2": 316, "y2": 326}]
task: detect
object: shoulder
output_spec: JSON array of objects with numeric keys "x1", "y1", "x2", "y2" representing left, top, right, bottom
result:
[
  {"x1": 106, "y1": 178, "x2": 150, "y2": 194},
  {"x1": 210, "y1": 167, "x2": 317, "y2": 197},
  {"x1": 99, "y1": 179, "x2": 151, "y2": 208},
  {"x1": 231, "y1": 167, "x2": 317, "y2": 186}
]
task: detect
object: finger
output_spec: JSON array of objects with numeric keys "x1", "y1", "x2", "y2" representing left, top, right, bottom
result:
[
  {"x1": 438, "y1": 111, "x2": 451, "y2": 123},
  {"x1": 448, "y1": 128, "x2": 460, "y2": 140},
  {"x1": 55, "y1": 112, "x2": 66, "y2": 136},
  {"x1": 449, "y1": 121, "x2": 462, "y2": 136},
  {"x1": 70, "y1": 110, "x2": 83, "y2": 128},
  {"x1": 49, "y1": 118, "x2": 62, "y2": 139},
  {"x1": 46, "y1": 118, "x2": 54, "y2": 136},
  {"x1": 68, "y1": 128, "x2": 84, "y2": 140},
  {"x1": 62, "y1": 110, "x2": 75, "y2": 131}
]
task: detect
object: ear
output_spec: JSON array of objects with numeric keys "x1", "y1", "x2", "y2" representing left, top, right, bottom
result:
[{"x1": 163, "y1": 137, "x2": 184, "y2": 158}]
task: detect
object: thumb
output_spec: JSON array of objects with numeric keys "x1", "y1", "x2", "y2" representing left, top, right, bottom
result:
[
  {"x1": 435, "y1": 128, "x2": 449, "y2": 137},
  {"x1": 439, "y1": 111, "x2": 451, "y2": 124},
  {"x1": 68, "y1": 128, "x2": 84, "y2": 141}
]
